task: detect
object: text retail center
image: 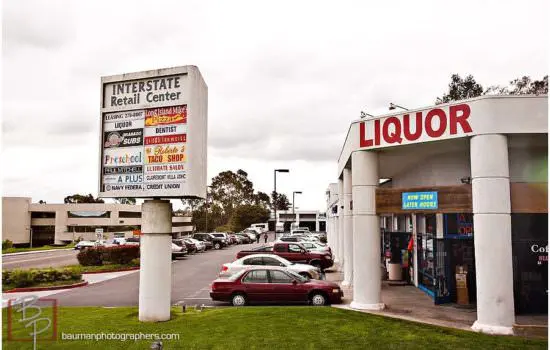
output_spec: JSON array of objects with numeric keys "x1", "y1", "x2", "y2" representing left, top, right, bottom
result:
[
  {"x1": 99, "y1": 66, "x2": 207, "y2": 322},
  {"x1": 325, "y1": 95, "x2": 547, "y2": 335}
]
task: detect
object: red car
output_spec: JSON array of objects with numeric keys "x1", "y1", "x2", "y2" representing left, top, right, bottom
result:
[{"x1": 210, "y1": 266, "x2": 343, "y2": 306}]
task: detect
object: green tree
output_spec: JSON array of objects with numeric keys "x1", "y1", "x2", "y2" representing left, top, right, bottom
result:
[
  {"x1": 437, "y1": 74, "x2": 548, "y2": 104},
  {"x1": 435, "y1": 74, "x2": 484, "y2": 105},
  {"x1": 229, "y1": 204, "x2": 270, "y2": 232},
  {"x1": 254, "y1": 191, "x2": 271, "y2": 209},
  {"x1": 272, "y1": 192, "x2": 290, "y2": 211},
  {"x1": 63, "y1": 194, "x2": 104, "y2": 204},
  {"x1": 181, "y1": 198, "x2": 202, "y2": 216},
  {"x1": 485, "y1": 75, "x2": 548, "y2": 96},
  {"x1": 210, "y1": 169, "x2": 255, "y2": 218},
  {"x1": 192, "y1": 202, "x2": 225, "y2": 232}
]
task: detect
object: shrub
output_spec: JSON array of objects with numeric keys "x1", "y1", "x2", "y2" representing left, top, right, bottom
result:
[
  {"x1": 101, "y1": 245, "x2": 140, "y2": 265},
  {"x1": 9, "y1": 270, "x2": 33, "y2": 288},
  {"x1": 215, "y1": 224, "x2": 232, "y2": 233},
  {"x1": 77, "y1": 248, "x2": 103, "y2": 266},
  {"x1": 2, "y1": 239, "x2": 13, "y2": 250},
  {"x1": 3, "y1": 268, "x2": 81, "y2": 288}
]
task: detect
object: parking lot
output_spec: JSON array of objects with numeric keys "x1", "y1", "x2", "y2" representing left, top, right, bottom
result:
[{"x1": 40, "y1": 241, "x2": 267, "y2": 307}]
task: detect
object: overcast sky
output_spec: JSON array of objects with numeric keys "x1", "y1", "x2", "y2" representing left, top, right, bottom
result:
[{"x1": 1, "y1": 0, "x2": 548, "y2": 211}]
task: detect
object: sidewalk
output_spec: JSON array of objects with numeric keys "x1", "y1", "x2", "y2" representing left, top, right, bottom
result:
[
  {"x1": 2, "y1": 269, "x2": 139, "y2": 308},
  {"x1": 2, "y1": 248, "x2": 73, "y2": 257},
  {"x1": 325, "y1": 266, "x2": 547, "y2": 338}
]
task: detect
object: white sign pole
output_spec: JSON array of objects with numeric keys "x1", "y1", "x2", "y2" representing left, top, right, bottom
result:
[{"x1": 139, "y1": 199, "x2": 172, "y2": 322}]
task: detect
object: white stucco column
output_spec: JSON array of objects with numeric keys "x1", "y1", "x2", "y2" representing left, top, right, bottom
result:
[
  {"x1": 54, "y1": 210, "x2": 68, "y2": 245},
  {"x1": 350, "y1": 151, "x2": 384, "y2": 310},
  {"x1": 342, "y1": 168, "x2": 353, "y2": 286},
  {"x1": 331, "y1": 215, "x2": 340, "y2": 264},
  {"x1": 139, "y1": 200, "x2": 173, "y2": 322},
  {"x1": 338, "y1": 179, "x2": 345, "y2": 272},
  {"x1": 470, "y1": 134, "x2": 515, "y2": 335}
]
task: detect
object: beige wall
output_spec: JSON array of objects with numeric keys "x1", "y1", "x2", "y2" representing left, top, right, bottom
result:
[
  {"x1": 3, "y1": 197, "x2": 193, "y2": 245},
  {"x1": 2, "y1": 197, "x2": 31, "y2": 244}
]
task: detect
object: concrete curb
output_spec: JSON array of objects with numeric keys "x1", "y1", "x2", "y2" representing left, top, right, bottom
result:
[
  {"x1": 82, "y1": 266, "x2": 140, "y2": 274},
  {"x1": 2, "y1": 248, "x2": 74, "y2": 257},
  {"x1": 4, "y1": 281, "x2": 88, "y2": 293}
]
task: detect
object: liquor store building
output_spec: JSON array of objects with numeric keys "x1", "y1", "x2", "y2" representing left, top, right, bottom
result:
[{"x1": 325, "y1": 95, "x2": 547, "y2": 335}]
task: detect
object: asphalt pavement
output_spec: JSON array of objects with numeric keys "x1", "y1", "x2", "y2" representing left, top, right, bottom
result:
[
  {"x1": 49, "y1": 241, "x2": 268, "y2": 307},
  {"x1": 2, "y1": 249, "x2": 79, "y2": 270}
]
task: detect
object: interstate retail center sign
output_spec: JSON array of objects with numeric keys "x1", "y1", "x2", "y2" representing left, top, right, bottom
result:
[{"x1": 98, "y1": 66, "x2": 207, "y2": 199}]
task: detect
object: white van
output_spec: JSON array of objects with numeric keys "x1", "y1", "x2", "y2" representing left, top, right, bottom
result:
[{"x1": 250, "y1": 223, "x2": 268, "y2": 232}]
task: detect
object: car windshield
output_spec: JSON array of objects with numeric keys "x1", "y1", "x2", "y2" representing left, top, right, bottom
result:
[{"x1": 286, "y1": 269, "x2": 308, "y2": 282}]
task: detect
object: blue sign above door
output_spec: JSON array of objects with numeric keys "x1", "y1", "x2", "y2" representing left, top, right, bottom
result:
[{"x1": 402, "y1": 191, "x2": 438, "y2": 210}]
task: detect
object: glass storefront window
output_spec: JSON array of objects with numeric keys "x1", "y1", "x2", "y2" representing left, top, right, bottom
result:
[{"x1": 417, "y1": 214, "x2": 436, "y2": 297}]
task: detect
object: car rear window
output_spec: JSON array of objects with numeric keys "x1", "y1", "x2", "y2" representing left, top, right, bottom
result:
[
  {"x1": 242, "y1": 270, "x2": 268, "y2": 283},
  {"x1": 274, "y1": 245, "x2": 287, "y2": 252}
]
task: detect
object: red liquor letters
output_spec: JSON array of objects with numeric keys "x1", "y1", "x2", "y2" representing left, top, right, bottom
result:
[{"x1": 360, "y1": 104, "x2": 472, "y2": 148}]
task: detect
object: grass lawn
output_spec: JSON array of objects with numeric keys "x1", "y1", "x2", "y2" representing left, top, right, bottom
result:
[
  {"x1": 2, "y1": 306, "x2": 546, "y2": 349},
  {"x1": 2, "y1": 243, "x2": 75, "y2": 254},
  {"x1": 2, "y1": 279, "x2": 84, "y2": 292}
]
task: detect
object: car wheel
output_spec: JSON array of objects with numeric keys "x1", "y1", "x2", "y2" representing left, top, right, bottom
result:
[
  {"x1": 231, "y1": 293, "x2": 247, "y2": 306},
  {"x1": 214, "y1": 243, "x2": 221, "y2": 250},
  {"x1": 310, "y1": 292, "x2": 327, "y2": 306},
  {"x1": 299, "y1": 272, "x2": 312, "y2": 279}
]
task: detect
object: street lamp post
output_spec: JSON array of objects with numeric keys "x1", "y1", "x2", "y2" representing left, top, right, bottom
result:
[
  {"x1": 205, "y1": 186, "x2": 212, "y2": 233},
  {"x1": 273, "y1": 169, "x2": 289, "y2": 237},
  {"x1": 292, "y1": 191, "x2": 302, "y2": 215}
]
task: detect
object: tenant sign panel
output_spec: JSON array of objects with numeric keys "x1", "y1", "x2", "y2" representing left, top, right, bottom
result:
[{"x1": 99, "y1": 66, "x2": 207, "y2": 199}]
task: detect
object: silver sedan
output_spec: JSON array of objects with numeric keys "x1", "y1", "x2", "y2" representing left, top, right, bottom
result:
[{"x1": 219, "y1": 254, "x2": 322, "y2": 280}]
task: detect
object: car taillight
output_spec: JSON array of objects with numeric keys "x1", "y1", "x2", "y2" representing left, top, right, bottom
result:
[{"x1": 221, "y1": 265, "x2": 228, "y2": 272}]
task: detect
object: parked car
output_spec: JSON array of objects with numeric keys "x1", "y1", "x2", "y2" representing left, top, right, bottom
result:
[
  {"x1": 192, "y1": 233, "x2": 214, "y2": 250},
  {"x1": 188, "y1": 238, "x2": 206, "y2": 252},
  {"x1": 249, "y1": 223, "x2": 268, "y2": 233},
  {"x1": 236, "y1": 242, "x2": 333, "y2": 270},
  {"x1": 299, "y1": 241, "x2": 332, "y2": 257},
  {"x1": 74, "y1": 240, "x2": 107, "y2": 250},
  {"x1": 209, "y1": 233, "x2": 229, "y2": 249},
  {"x1": 290, "y1": 229, "x2": 308, "y2": 236},
  {"x1": 173, "y1": 238, "x2": 196, "y2": 254},
  {"x1": 171, "y1": 242, "x2": 188, "y2": 260},
  {"x1": 210, "y1": 266, "x2": 343, "y2": 306},
  {"x1": 123, "y1": 237, "x2": 141, "y2": 246},
  {"x1": 230, "y1": 234, "x2": 243, "y2": 244},
  {"x1": 235, "y1": 233, "x2": 252, "y2": 244},
  {"x1": 112, "y1": 237, "x2": 126, "y2": 245},
  {"x1": 182, "y1": 238, "x2": 198, "y2": 254},
  {"x1": 248, "y1": 244, "x2": 274, "y2": 252},
  {"x1": 227, "y1": 233, "x2": 238, "y2": 245},
  {"x1": 219, "y1": 254, "x2": 322, "y2": 280},
  {"x1": 277, "y1": 236, "x2": 307, "y2": 243},
  {"x1": 241, "y1": 230, "x2": 258, "y2": 242}
]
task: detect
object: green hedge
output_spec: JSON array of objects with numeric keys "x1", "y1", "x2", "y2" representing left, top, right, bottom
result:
[
  {"x1": 3, "y1": 267, "x2": 82, "y2": 289},
  {"x1": 77, "y1": 245, "x2": 140, "y2": 266}
]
